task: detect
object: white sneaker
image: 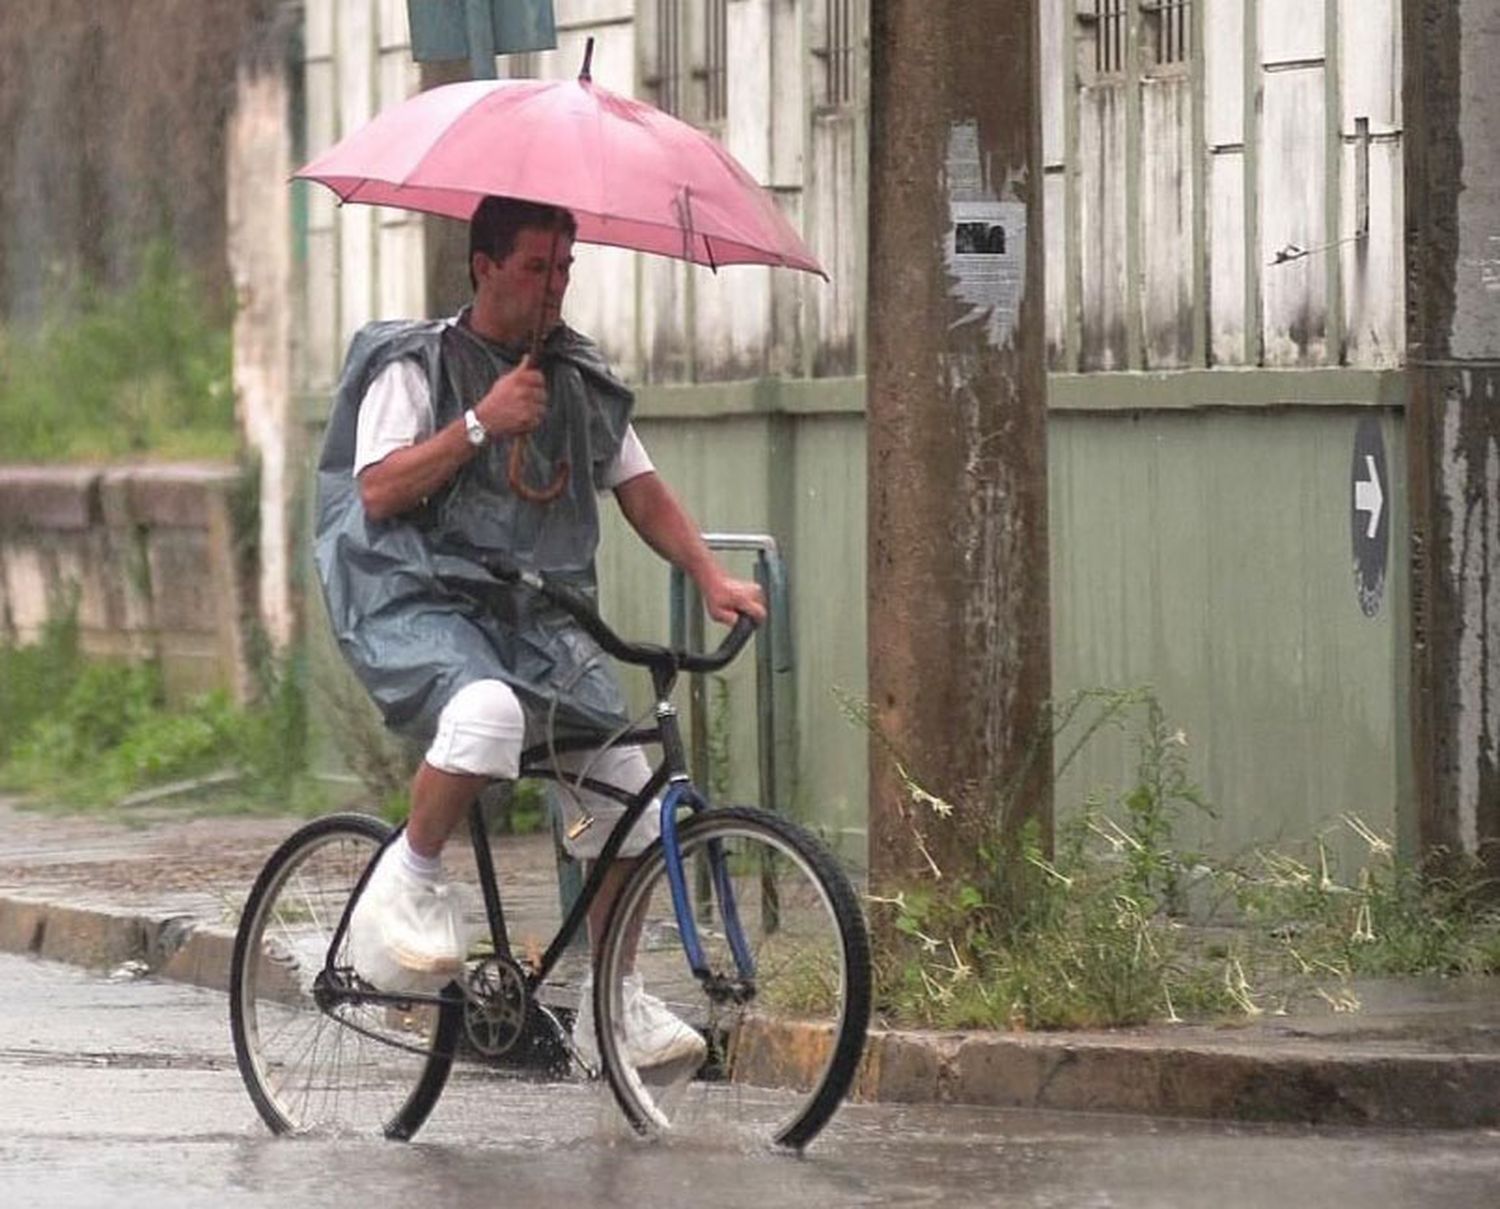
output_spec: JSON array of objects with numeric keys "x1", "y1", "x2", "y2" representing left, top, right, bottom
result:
[
  {"x1": 573, "y1": 974, "x2": 707, "y2": 1071},
  {"x1": 346, "y1": 845, "x2": 468, "y2": 994}
]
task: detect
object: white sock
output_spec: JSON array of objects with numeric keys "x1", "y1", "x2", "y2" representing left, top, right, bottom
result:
[{"x1": 396, "y1": 832, "x2": 442, "y2": 881}]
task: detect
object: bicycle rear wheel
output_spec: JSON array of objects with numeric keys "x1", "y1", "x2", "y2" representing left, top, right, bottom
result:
[
  {"x1": 229, "y1": 812, "x2": 461, "y2": 1138},
  {"x1": 593, "y1": 806, "x2": 870, "y2": 1151}
]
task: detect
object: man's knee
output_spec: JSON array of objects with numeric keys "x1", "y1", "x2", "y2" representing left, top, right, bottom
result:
[{"x1": 426, "y1": 679, "x2": 525, "y2": 779}]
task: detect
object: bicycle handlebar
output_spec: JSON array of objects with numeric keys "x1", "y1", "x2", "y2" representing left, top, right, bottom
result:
[{"x1": 483, "y1": 555, "x2": 757, "y2": 675}]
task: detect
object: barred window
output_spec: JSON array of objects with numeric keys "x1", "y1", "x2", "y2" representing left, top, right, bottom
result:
[
  {"x1": 644, "y1": 0, "x2": 725, "y2": 125},
  {"x1": 1094, "y1": 0, "x2": 1128, "y2": 77},
  {"x1": 652, "y1": 0, "x2": 683, "y2": 115},
  {"x1": 704, "y1": 0, "x2": 726, "y2": 123},
  {"x1": 1144, "y1": 0, "x2": 1191, "y2": 69},
  {"x1": 1079, "y1": 1, "x2": 1192, "y2": 81},
  {"x1": 815, "y1": 0, "x2": 860, "y2": 109}
]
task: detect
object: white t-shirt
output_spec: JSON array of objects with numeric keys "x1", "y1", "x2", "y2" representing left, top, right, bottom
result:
[{"x1": 353, "y1": 359, "x2": 654, "y2": 489}]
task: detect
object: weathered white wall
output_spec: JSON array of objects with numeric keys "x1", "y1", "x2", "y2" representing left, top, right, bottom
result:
[
  {"x1": 291, "y1": 1, "x2": 1412, "y2": 409},
  {"x1": 1077, "y1": 80, "x2": 1130, "y2": 369},
  {"x1": 300, "y1": 0, "x2": 424, "y2": 401},
  {"x1": 1052, "y1": 0, "x2": 1404, "y2": 372},
  {"x1": 1141, "y1": 72, "x2": 1194, "y2": 366},
  {"x1": 228, "y1": 57, "x2": 296, "y2": 650},
  {"x1": 1448, "y1": 0, "x2": 1500, "y2": 362},
  {"x1": 1259, "y1": 0, "x2": 1328, "y2": 366},
  {"x1": 1040, "y1": 0, "x2": 1068, "y2": 364},
  {"x1": 1338, "y1": 0, "x2": 1403, "y2": 366},
  {"x1": 1205, "y1": 0, "x2": 1247, "y2": 364}
]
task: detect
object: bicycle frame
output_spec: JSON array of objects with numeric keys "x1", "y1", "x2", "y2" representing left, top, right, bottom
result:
[{"x1": 316, "y1": 650, "x2": 758, "y2": 1021}]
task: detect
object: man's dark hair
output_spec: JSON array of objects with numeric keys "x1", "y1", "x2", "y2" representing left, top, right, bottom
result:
[{"x1": 468, "y1": 196, "x2": 578, "y2": 289}]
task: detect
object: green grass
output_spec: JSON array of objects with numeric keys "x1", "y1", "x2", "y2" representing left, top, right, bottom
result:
[
  {"x1": 0, "y1": 615, "x2": 320, "y2": 818},
  {"x1": 0, "y1": 240, "x2": 234, "y2": 463},
  {"x1": 865, "y1": 687, "x2": 1500, "y2": 1032},
  {"x1": 0, "y1": 609, "x2": 84, "y2": 765}
]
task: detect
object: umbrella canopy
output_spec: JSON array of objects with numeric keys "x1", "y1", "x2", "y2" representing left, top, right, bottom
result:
[{"x1": 296, "y1": 63, "x2": 823, "y2": 277}]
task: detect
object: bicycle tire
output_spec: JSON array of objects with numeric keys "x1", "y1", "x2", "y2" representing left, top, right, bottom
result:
[
  {"x1": 593, "y1": 806, "x2": 871, "y2": 1151},
  {"x1": 229, "y1": 812, "x2": 462, "y2": 1138}
]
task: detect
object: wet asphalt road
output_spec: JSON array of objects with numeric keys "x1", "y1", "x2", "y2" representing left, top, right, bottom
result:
[{"x1": 2, "y1": 953, "x2": 1499, "y2": 1209}]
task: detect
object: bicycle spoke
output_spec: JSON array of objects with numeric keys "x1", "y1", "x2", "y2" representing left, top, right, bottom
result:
[
  {"x1": 231, "y1": 816, "x2": 457, "y2": 1138},
  {"x1": 594, "y1": 807, "x2": 869, "y2": 1151}
]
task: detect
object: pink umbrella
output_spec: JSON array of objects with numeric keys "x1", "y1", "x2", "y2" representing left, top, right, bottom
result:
[{"x1": 295, "y1": 42, "x2": 823, "y2": 277}]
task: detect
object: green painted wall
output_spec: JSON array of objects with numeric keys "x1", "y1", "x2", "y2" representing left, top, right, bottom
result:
[
  {"x1": 595, "y1": 394, "x2": 870, "y2": 864},
  {"x1": 598, "y1": 373, "x2": 1410, "y2": 877},
  {"x1": 595, "y1": 411, "x2": 773, "y2": 824},
  {"x1": 1049, "y1": 405, "x2": 1409, "y2": 876}
]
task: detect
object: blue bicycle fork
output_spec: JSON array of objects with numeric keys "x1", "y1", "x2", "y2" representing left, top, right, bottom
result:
[{"x1": 659, "y1": 784, "x2": 755, "y2": 982}]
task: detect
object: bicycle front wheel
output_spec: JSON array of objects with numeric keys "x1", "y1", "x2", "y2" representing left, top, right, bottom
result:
[
  {"x1": 229, "y1": 812, "x2": 461, "y2": 1138},
  {"x1": 593, "y1": 806, "x2": 871, "y2": 1151}
]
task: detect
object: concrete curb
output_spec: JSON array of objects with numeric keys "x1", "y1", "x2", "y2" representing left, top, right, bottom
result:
[
  {"x1": 852, "y1": 1028, "x2": 1500, "y2": 1128},
  {"x1": 0, "y1": 893, "x2": 238, "y2": 994},
  {"x1": 5, "y1": 889, "x2": 1499, "y2": 1128}
]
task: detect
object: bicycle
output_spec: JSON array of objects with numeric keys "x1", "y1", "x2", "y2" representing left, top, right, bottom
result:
[{"x1": 228, "y1": 561, "x2": 871, "y2": 1152}]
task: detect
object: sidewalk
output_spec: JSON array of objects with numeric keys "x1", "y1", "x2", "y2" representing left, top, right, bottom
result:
[{"x1": 1, "y1": 795, "x2": 1497, "y2": 1129}]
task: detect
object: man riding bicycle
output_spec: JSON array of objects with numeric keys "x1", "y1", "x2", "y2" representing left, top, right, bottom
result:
[{"x1": 313, "y1": 194, "x2": 765, "y2": 1069}]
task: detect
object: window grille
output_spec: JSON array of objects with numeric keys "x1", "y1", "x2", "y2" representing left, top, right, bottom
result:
[
  {"x1": 653, "y1": 0, "x2": 683, "y2": 116},
  {"x1": 647, "y1": 0, "x2": 725, "y2": 124},
  {"x1": 1079, "y1": 1, "x2": 1192, "y2": 81},
  {"x1": 1144, "y1": 0, "x2": 1191, "y2": 68},
  {"x1": 1094, "y1": 0, "x2": 1128, "y2": 76},
  {"x1": 704, "y1": 0, "x2": 727, "y2": 123},
  {"x1": 819, "y1": 0, "x2": 858, "y2": 109}
]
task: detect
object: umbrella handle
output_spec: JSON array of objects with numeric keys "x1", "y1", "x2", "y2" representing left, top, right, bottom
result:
[{"x1": 507, "y1": 436, "x2": 571, "y2": 504}]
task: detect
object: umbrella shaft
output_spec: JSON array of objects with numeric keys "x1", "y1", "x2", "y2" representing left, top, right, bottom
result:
[{"x1": 530, "y1": 227, "x2": 563, "y2": 361}]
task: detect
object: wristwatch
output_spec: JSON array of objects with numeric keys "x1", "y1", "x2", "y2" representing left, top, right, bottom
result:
[{"x1": 463, "y1": 408, "x2": 488, "y2": 447}]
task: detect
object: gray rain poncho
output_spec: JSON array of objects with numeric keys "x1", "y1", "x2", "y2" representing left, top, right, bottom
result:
[{"x1": 314, "y1": 312, "x2": 636, "y2": 744}]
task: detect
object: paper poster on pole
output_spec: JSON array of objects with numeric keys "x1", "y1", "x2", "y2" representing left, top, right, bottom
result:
[{"x1": 945, "y1": 122, "x2": 1025, "y2": 349}]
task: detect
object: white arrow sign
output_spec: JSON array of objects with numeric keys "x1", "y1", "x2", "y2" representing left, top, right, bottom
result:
[{"x1": 1355, "y1": 454, "x2": 1384, "y2": 540}]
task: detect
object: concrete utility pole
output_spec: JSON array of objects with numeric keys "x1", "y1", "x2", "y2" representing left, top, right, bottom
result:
[
  {"x1": 866, "y1": 1, "x2": 1052, "y2": 899},
  {"x1": 1404, "y1": 0, "x2": 1500, "y2": 878},
  {"x1": 406, "y1": 0, "x2": 559, "y2": 313}
]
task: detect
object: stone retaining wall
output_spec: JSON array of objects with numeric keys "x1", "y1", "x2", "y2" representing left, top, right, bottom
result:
[{"x1": 0, "y1": 463, "x2": 253, "y2": 701}]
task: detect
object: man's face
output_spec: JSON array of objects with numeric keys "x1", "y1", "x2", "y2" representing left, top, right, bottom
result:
[{"x1": 474, "y1": 226, "x2": 574, "y2": 345}]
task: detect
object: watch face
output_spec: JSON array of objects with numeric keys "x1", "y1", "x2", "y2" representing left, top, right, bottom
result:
[{"x1": 465, "y1": 411, "x2": 486, "y2": 446}]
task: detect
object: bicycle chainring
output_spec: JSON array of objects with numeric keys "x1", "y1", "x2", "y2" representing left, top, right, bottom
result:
[{"x1": 462, "y1": 955, "x2": 531, "y2": 1057}]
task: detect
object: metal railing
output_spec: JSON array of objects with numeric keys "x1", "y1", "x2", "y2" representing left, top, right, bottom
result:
[{"x1": 669, "y1": 533, "x2": 793, "y2": 818}]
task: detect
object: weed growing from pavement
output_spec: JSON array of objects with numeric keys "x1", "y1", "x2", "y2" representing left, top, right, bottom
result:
[
  {"x1": 854, "y1": 686, "x2": 1500, "y2": 1031},
  {"x1": 1227, "y1": 828, "x2": 1500, "y2": 991}
]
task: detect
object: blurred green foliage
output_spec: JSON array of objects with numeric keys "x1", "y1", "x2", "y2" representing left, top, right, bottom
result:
[
  {"x1": 0, "y1": 240, "x2": 235, "y2": 462},
  {"x1": 0, "y1": 607, "x2": 316, "y2": 814},
  {"x1": 0, "y1": 609, "x2": 84, "y2": 766}
]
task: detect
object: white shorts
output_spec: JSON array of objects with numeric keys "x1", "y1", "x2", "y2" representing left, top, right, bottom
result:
[
  {"x1": 426, "y1": 678, "x2": 660, "y2": 859},
  {"x1": 544, "y1": 742, "x2": 659, "y2": 860}
]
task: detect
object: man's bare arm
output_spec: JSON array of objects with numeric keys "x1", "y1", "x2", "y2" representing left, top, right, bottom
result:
[
  {"x1": 613, "y1": 472, "x2": 766, "y2": 624},
  {"x1": 359, "y1": 418, "x2": 479, "y2": 521},
  {"x1": 359, "y1": 357, "x2": 548, "y2": 521}
]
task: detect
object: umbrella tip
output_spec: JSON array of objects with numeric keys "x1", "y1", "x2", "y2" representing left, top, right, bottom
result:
[{"x1": 580, "y1": 37, "x2": 595, "y2": 83}]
